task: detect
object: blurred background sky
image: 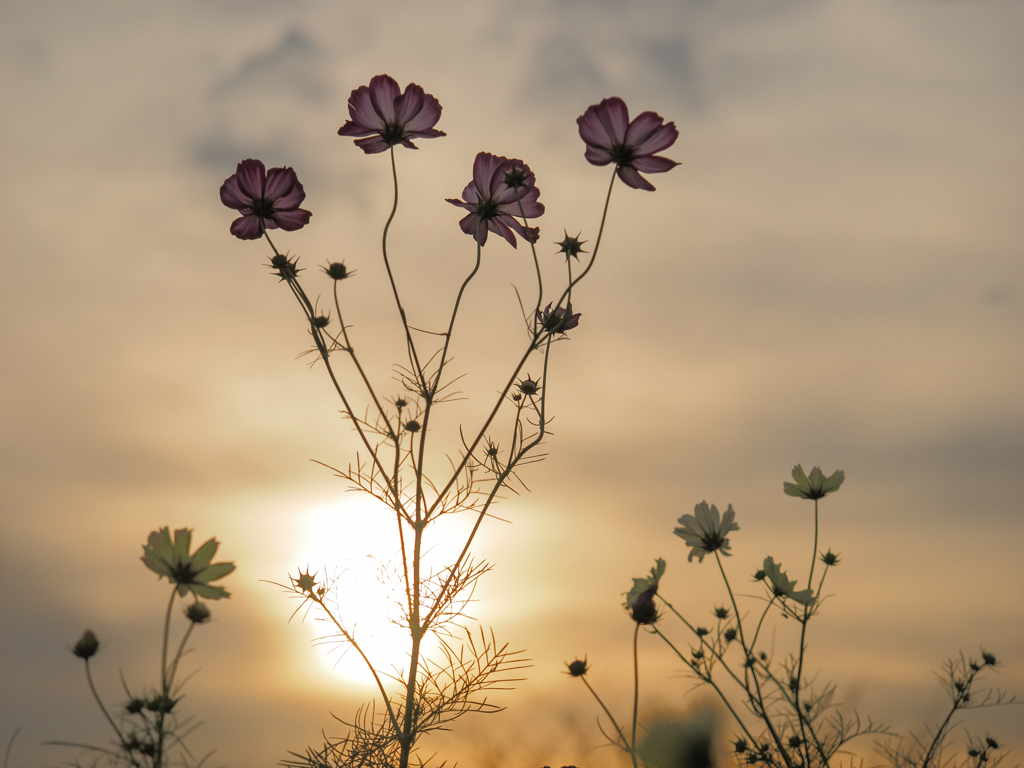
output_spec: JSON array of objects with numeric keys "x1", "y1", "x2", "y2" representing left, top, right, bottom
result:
[{"x1": 2, "y1": 1, "x2": 1022, "y2": 766}]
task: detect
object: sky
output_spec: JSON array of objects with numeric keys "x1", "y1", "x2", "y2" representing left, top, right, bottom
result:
[{"x1": 1, "y1": 1, "x2": 1023, "y2": 766}]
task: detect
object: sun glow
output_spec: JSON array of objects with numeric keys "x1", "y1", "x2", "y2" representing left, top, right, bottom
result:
[{"x1": 294, "y1": 495, "x2": 471, "y2": 688}]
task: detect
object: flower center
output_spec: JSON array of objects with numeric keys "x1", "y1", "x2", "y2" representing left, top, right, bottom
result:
[
  {"x1": 475, "y1": 196, "x2": 499, "y2": 222},
  {"x1": 250, "y1": 198, "x2": 274, "y2": 218},
  {"x1": 609, "y1": 142, "x2": 636, "y2": 167},
  {"x1": 381, "y1": 121, "x2": 406, "y2": 146}
]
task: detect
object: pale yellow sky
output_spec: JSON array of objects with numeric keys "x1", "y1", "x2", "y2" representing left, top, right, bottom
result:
[{"x1": 2, "y1": 1, "x2": 1023, "y2": 766}]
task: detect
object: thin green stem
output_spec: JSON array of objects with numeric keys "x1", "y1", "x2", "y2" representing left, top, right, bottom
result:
[
  {"x1": 578, "y1": 677, "x2": 629, "y2": 751},
  {"x1": 631, "y1": 622, "x2": 641, "y2": 768},
  {"x1": 381, "y1": 147, "x2": 425, "y2": 388},
  {"x1": 652, "y1": 627, "x2": 758, "y2": 747},
  {"x1": 314, "y1": 598, "x2": 402, "y2": 739},
  {"x1": 166, "y1": 620, "x2": 196, "y2": 694},
  {"x1": 159, "y1": 588, "x2": 177, "y2": 691},
  {"x1": 920, "y1": 665, "x2": 981, "y2": 768},
  {"x1": 84, "y1": 660, "x2": 127, "y2": 745},
  {"x1": 510, "y1": 180, "x2": 544, "y2": 317},
  {"x1": 331, "y1": 282, "x2": 397, "y2": 441},
  {"x1": 715, "y1": 551, "x2": 748, "y2": 650},
  {"x1": 657, "y1": 597, "x2": 750, "y2": 694},
  {"x1": 794, "y1": 500, "x2": 820, "y2": 766},
  {"x1": 423, "y1": 167, "x2": 617, "y2": 520},
  {"x1": 422, "y1": 336, "x2": 554, "y2": 629},
  {"x1": 414, "y1": 219, "x2": 485, "y2": 526},
  {"x1": 712, "y1": 553, "x2": 793, "y2": 768}
]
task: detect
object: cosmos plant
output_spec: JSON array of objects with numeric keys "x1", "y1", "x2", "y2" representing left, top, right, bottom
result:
[
  {"x1": 219, "y1": 73, "x2": 678, "y2": 768},
  {"x1": 57, "y1": 529, "x2": 234, "y2": 768},
  {"x1": 567, "y1": 467, "x2": 1016, "y2": 768}
]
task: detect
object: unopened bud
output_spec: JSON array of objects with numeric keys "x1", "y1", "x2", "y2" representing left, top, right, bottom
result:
[{"x1": 73, "y1": 630, "x2": 100, "y2": 659}]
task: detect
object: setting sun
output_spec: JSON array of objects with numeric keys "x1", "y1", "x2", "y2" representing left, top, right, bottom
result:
[{"x1": 293, "y1": 496, "x2": 469, "y2": 687}]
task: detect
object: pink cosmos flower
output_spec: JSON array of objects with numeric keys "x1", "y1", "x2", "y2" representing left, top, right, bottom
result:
[
  {"x1": 446, "y1": 152, "x2": 544, "y2": 248},
  {"x1": 577, "y1": 97, "x2": 679, "y2": 191},
  {"x1": 537, "y1": 302, "x2": 580, "y2": 333},
  {"x1": 338, "y1": 74, "x2": 446, "y2": 154},
  {"x1": 220, "y1": 159, "x2": 311, "y2": 240}
]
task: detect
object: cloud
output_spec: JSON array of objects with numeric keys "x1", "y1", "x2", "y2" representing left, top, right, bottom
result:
[{"x1": 210, "y1": 27, "x2": 330, "y2": 104}]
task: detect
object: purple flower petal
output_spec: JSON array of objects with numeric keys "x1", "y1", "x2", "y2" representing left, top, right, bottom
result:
[
  {"x1": 230, "y1": 215, "x2": 264, "y2": 240},
  {"x1": 617, "y1": 165, "x2": 656, "y2": 191},
  {"x1": 367, "y1": 74, "x2": 401, "y2": 125},
  {"x1": 342, "y1": 84, "x2": 386, "y2": 133},
  {"x1": 577, "y1": 98, "x2": 629, "y2": 149},
  {"x1": 578, "y1": 98, "x2": 678, "y2": 190},
  {"x1": 354, "y1": 135, "x2": 391, "y2": 154},
  {"x1": 623, "y1": 112, "x2": 678, "y2": 155},
  {"x1": 632, "y1": 155, "x2": 679, "y2": 174},
  {"x1": 457, "y1": 212, "x2": 487, "y2": 243},
  {"x1": 490, "y1": 218, "x2": 518, "y2": 248},
  {"x1": 265, "y1": 167, "x2": 304, "y2": 207},
  {"x1": 234, "y1": 159, "x2": 266, "y2": 201},
  {"x1": 221, "y1": 159, "x2": 311, "y2": 240},
  {"x1": 448, "y1": 152, "x2": 544, "y2": 248},
  {"x1": 272, "y1": 208, "x2": 312, "y2": 231},
  {"x1": 219, "y1": 174, "x2": 250, "y2": 209},
  {"x1": 583, "y1": 145, "x2": 614, "y2": 167},
  {"x1": 338, "y1": 75, "x2": 445, "y2": 153}
]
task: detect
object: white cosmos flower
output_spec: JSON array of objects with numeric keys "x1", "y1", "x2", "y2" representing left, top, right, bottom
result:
[
  {"x1": 673, "y1": 502, "x2": 739, "y2": 563},
  {"x1": 762, "y1": 556, "x2": 816, "y2": 606}
]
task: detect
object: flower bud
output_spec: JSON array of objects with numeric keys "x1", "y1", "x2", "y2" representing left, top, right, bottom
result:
[
  {"x1": 294, "y1": 568, "x2": 317, "y2": 594},
  {"x1": 555, "y1": 231, "x2": 588, "y2": 261},
  {"x1": 73, "y1": 630, "x2": 100, "y2": 659},
  {"x1": 566, "y1": 658, "x2": 589, "y2": 677},
  {"x1": 630, "y1": 588, "x2": 658, "y2": 625},
  {"x1": 269, "y1": 253, "x2": 299, "y2": 281},
  {"x1": 820, "y1": 549, "x2": 841, "y2": 566},
  {"x1": 724, "y1": 628, "x2": 737, "y2": 643},
  {"x1": 518, "y1": 377, "x2": 540, "y2": 396},
  {"x1": 404, "y1": 420, "x2": 421, "y2": 433},
  {"x1": 313, "y1": 315, "x2": 330, "y2": 328},
  {"x1": 503, "y1": 165, "x2": 528, "y2": 188},
  {"x1": 145, "y1": 694, "x2": 176, "y2": 714},
  {"x1": 185, "y1": 602, "x2": 211, "y2": 624},
  {"x1": 983, "y1": 651, "x2": 997, "y2": 666},
  {"x1": 126, "y1": 697, "x2": 145, "y2": 714},
  {"x1": 323, "y1": 262, "x2": 351, "y2": 281}
]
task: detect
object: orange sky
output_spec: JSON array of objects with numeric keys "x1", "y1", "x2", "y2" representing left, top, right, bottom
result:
[{"x1": 2, "y1": 2, "x2": 1023, "y2": 766}]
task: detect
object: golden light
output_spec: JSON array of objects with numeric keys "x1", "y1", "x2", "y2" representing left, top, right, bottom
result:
[{"x1": 294, "y1": 494, "x2": 474, "y2": 688}]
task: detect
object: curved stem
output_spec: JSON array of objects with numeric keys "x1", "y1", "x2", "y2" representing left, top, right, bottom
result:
[
  {"x1": 315, "y1": 598, "x2": 402, "y2": 739},
  {"x1": 84, "y1": 660, "x2": 127, "y2": 745},
  {"x1": 381, "y1": 146, "x2": 425, "y2": 388},
  {"x1": 511, "y1": 182, "x2": 543, "y2": 317}
]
